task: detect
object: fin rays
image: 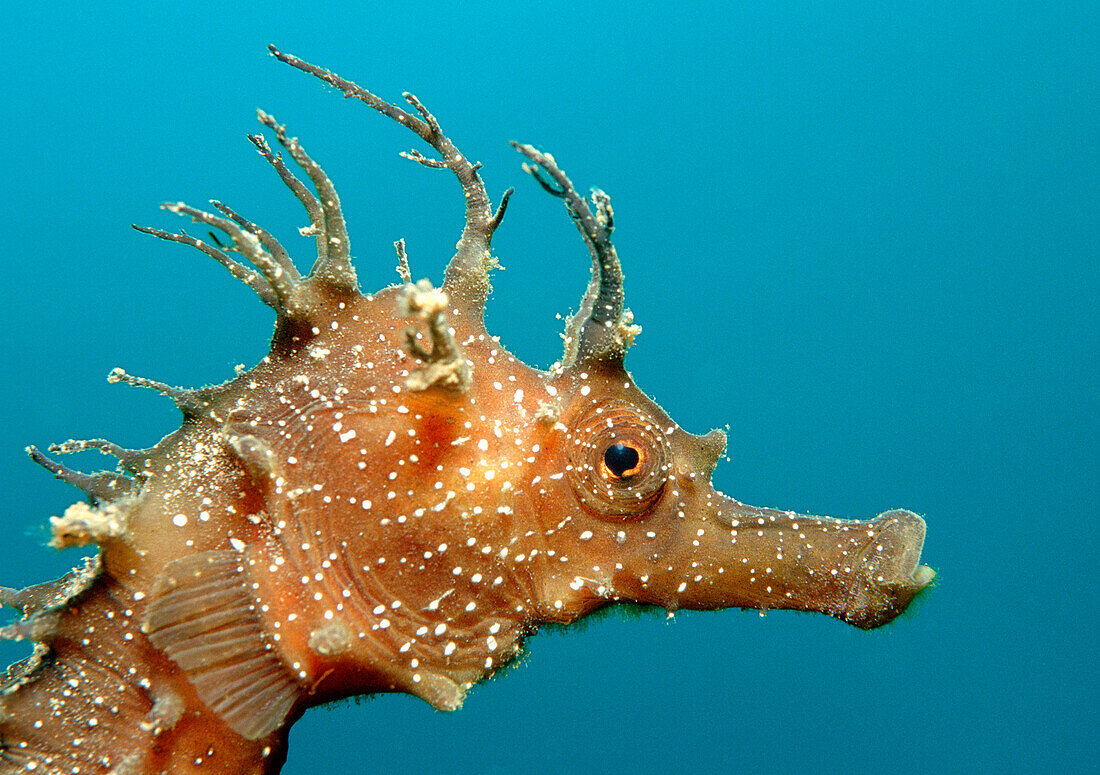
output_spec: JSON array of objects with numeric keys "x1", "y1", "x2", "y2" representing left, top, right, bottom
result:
[{"x1": 144, "y1": 550, "x2": 300, "y2": 740}]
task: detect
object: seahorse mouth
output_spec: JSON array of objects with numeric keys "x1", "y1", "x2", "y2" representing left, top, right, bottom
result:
[{"x1": 841, "y1": 509, "x2": 935, "y2": 629}]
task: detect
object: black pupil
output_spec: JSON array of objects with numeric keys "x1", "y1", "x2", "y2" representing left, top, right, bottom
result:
[{"x1": 604, "y1": 443, "x2": 640, "y2": 477}]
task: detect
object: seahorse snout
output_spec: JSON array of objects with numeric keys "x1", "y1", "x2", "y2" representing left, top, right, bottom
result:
[{"x1": 841, "y1": 509, "x2": 935, "y2": 629}]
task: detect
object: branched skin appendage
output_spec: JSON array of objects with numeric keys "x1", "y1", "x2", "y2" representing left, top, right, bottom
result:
[
  {"x1": 0, "y1": 47, "x2": 935, "y2": 775},
  {"x1": 399, "y1": 279, "x2": 471, "y2": 392},
  {"x1": 47, "y1": 501, "x2": 130, "y2": 550}
]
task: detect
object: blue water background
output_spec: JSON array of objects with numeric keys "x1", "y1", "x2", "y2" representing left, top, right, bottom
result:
[{"x1": 1, "y1": 3, "x2": 1095, "y2": 773}]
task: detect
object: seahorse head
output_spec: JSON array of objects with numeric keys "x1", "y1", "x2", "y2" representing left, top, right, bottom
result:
[{"x1": 13, "y1": 47, "x2": 933, "y2": 754}]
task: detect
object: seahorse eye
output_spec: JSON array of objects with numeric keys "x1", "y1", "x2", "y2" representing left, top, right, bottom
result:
[
  {"x1": 603, "y1": 442, "x2": 640, "y2": 478},
  {"x1": 567, "y1": 401, "x2": 669, "y2": 520}
]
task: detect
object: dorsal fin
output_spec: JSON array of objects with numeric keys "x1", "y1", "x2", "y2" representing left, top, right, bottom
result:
[{"x1": 143, "y1": 549, "x2": 300, "y2": 740}]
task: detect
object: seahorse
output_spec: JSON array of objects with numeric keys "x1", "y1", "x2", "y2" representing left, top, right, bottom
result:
[{"x1": 0, "y1": 46, "x2": 934, "y2": 774}]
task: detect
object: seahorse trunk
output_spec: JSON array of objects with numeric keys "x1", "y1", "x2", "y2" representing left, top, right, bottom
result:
[{"x1": 0, "y1": 575, "x2": 289, "y2": 774}]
